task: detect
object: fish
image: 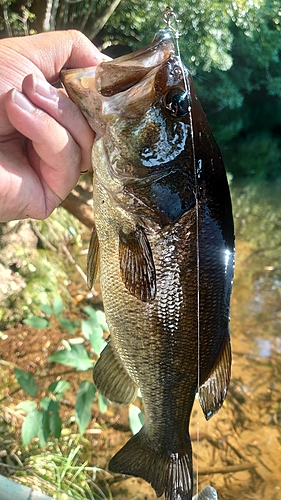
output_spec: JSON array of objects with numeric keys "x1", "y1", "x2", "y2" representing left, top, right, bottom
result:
[{"x1": 60, "y1": 29, "x2": 235, "y2": 500}]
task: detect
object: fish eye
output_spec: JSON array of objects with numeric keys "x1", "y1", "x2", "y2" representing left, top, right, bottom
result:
[{"x1": 164, "y1": 88, "x2": 190, "y2": 117}]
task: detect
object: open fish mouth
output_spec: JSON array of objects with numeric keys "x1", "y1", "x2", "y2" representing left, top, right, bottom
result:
[
  {"x1": 61, "y1": 30, "x2": 175, "y2": 94},
  {"x1": 60, "y1": 30, "x2": 177, "y2": 134}
]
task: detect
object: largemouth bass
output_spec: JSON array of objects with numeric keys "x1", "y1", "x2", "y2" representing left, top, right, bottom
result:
[{"x1": 61, "y1": 30, "x2": 235, "y2": 500}]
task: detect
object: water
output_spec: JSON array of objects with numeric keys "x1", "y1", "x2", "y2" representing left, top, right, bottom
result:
[{"x1": 189, "y1": 180, "x2": 281, "y2": 500}]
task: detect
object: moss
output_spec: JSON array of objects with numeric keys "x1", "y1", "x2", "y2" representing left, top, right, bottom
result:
[{"x1": 0, "y1": 208, "x2": 87, "y2": 329}]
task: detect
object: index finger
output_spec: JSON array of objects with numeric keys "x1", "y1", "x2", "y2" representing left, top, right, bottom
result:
[{"x1": 0, "y1": 30, "x2": 104, "y2": 85}]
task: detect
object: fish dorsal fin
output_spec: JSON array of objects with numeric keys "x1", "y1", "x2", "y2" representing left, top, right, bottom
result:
[
  {"x1": 87, "y1": 224, "x2": 100, "y2": 289},
  {"x1": 93, "y1": 338, "x2": 138, "y2": 405},
  {"x1": 198, "y1": 336, "x2": 232, "y2": 420},
  {"x1": 119, "y1": 225, "x2": 156, "y2": 302}
]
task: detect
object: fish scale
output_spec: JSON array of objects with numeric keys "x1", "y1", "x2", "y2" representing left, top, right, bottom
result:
[{"x1": 61, "y1": 28, "x2": 234, "y2": 500}]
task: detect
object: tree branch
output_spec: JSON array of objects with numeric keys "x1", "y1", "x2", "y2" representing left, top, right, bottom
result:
[{"x1": 60, "y1": 189, "x2": 94, "y2": 229}]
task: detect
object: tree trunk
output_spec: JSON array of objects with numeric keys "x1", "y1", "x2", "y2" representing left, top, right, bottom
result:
[
  {"x1": 60, "y1": 185, "x2": 94, "y2": 229},
  {"x1": 42, "y1": 0, "x2": 53, "y2": 31},
  {"x1": 31, "y1": 0, "x2": 48, "y2": 33},
  {"x1": 87, "y1": 0, "x2": 122, "y2": 40},
  {"x1": 49, "y1": 0, "x2": 60, "y2": 31}
]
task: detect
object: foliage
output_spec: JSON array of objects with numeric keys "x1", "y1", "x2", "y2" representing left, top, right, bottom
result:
[
  {"x1": 15, "y1": 373, "x2": 65, "y2": 447},
  {"x1": 75, "y1": 381, "x2": 97, "y2": 435},
  {"x1": 128, "y1": 404, "x2": 144, "y2": 435},
  {"x1": 14, "y1": 367, "x2": 38, "y2": 397},
  {"x1": 0, "y1": 207, "x2": 84, "y2": 328},
  {"x1": 0, "y1": 0, "x2": 35, "y2": 36},
  {"x1": 101, "y1": 0, "x2": 281, "y2": 182},
  {"x1": 14, "y1": 294, "x2": 143, "y2": 450},
  {"x1": 0, "y1": 2, "x2": 280, "y2": 181},
  {"x1": 0, "y1": 242, "x2": 70, "y2": 326},
  {"x1": 15, "y1": 298, "x2": 109, "y2": 446},
  {"x1": 11, "y1": 438, "x2": 110, "y2": 499},
  {"x1": 24, "y1": 294, "x2": 80, "y2": 333},
  {"x1": 222, "y1": 130, "x2": 281, "y2": 180}
]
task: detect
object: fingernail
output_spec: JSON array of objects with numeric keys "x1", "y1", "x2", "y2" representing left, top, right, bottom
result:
[
  {"x1": 11, "y1": 88, "x2": 36, "y2": 112},
  {"x1": 33, "y1": 75, "x2": 59, "y2": 102}
]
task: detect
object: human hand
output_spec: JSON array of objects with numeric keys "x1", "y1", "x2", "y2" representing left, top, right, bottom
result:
[{"x1": 0, "y1": 30, "x2": 103, "y2": 222}]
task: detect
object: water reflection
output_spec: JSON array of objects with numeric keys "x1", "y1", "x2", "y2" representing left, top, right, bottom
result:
[
  {"x1": 256, "y1": 338, "x2": 272, "y2": 358},
  {"x1": 189, "y1": 180, "x2": 281, "y2": 500},
  {"x1": 255, "y1": 337, "x2": 281, "y2": 358}
]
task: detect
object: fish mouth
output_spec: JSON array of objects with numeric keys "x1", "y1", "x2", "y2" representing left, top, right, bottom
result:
[{"x1": 60, "y1": 30, "x2": 176, "y2": 133}]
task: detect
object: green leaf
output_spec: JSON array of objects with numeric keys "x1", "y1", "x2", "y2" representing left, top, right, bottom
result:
[
  {"x1": 37, "y1": 410, "x2": 50, "y2": 447},
  {"x1": 22, "y1": 409, "x2": 42, "y2": 445},
  {"x1": 83, "y1": 307, "x2": 109, "y2": 332},
  {"x1": 48, "y1": 400, "x2": 59, "y2": 412},
  {"x1": 39, "y1": 303, "x2": 54, "y2": 316},
  {"x1": 90, "y1": 331, "x2": 106, "y2": 355},
  {"x1": 48, "y1": 344, "x2": 93, "y2": 371},
  {"x1": 16, "y1": 400, "x2": 37, "y2": 413},
  {"x1": 57, "y1": 315, "x2": 76, "y2": 334},
  {"x1": 48, "y1": 380, "x2": 70, "y2": 395},
  {"x1": 52, "y1": 295, "x2": 65, "y2": 316},
  {"x1": 98, "y1": 393, "x2": 108, "y2": 414},
  {"x1": 83, "y1": 318, "x2": 106, "y2": 354},
  {"x1": 39, "y1": 397, "x2": 59, "y2": 412},
  {"x1": 83, "y1": 306, "x2": 98, "y2": 319},
  {"x1": 23, "y1": 316, "x2": 49, "y2": 329},
  {"x1": 96, "y1": 310, "x2": 109, "y2": 332},
  {"x1": 81, "y1": 318, "x2": 94, "y2": 340},
  {"x1": 14, "y1": 368, "x2": 38, "y2": 397},
  {"x1": 61, "y1": 339, "x2": 71, "y2": 350},
  {"x1": 75, "y1": 381, "x2": 96, "y2": 434},
  {"x1": 40, "y1": 396, "x2": 52, "y2": 411},
  {"x1": 128, "y1": 405, "x2": 144, "y2": 435},
  {"x1": 49, "y1": 411, "x2": 62, "y2": 439}
]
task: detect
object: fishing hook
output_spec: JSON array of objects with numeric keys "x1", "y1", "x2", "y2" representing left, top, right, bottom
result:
[{"x1": 162, "y1": 6, "x2": 181, "y2": 37}]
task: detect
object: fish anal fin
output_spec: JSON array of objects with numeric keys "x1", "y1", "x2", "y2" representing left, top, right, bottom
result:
[
  {"x1": 199, "y1": 336, "x2": 232, "y2": 420},
  {"x1": 93, "y1": 339, "x2": 138, "y2": 405},
  {"x1": 119, "y1": 225, "x2": 156, "y2": 302},
  {"x1": 87, "y1": 224, "x2": 100, "y2": 289},
  {"x1": 109, "y1": 427, "x2": 193, "y2": 500}
]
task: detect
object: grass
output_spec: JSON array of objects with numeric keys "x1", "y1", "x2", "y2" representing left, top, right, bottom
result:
[
  {"x1": 0, "y1": 362, "x2": 112, "y2": 500},
  {"x1": 15, "y1": 438, "x2": 111, "y2": 500},
  {"x1": 0, "y1": 431, "x2": 112, "y2": 500}
]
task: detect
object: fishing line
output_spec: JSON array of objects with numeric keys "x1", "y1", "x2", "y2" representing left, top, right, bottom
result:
[
  {"x1": 185, "y1": 55, "x2": 201, "y2": 500},
  {"x1": 163, "y1": 7, "x2": 201, "y2": 497}
]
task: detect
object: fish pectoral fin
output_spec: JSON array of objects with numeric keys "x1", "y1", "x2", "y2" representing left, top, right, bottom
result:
[
  {"x1": 198, "y1": 335, "x2": 231, "y2": 420},
  {"x1": 109, "y1": 426, "x2": 193, "y2": 500},
  {"x1": 119, "y1": 225, "x2": 156, "y2": 302},
  {"x1": 87, "y1": 224, "x2": 100, "y2": 289},
  {"x1": 93, "y1": 338, "x2": 138, "y2": 405}
]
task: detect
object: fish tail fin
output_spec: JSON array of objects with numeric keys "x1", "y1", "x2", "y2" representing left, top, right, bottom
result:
[{"x1": 109, "y1": 426, "x2": 193, "y2": 500}]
